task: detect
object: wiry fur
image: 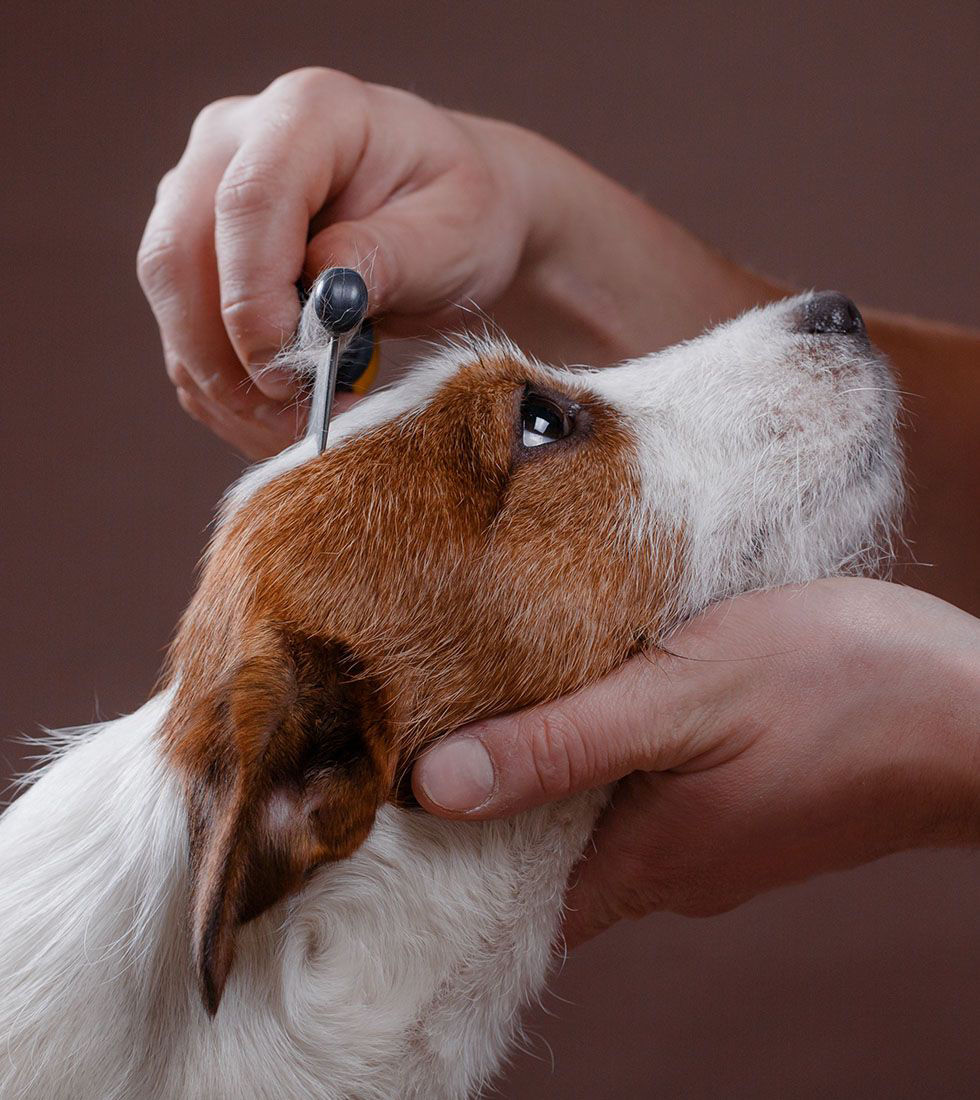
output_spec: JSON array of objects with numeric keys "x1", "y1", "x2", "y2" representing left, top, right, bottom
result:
[
  {"x1": 0, "y1": 294, "x2": 902, "y2": 1099},
  {"x1": 0, "y1": 697, "x2": 602, "y2": 1099},
  {"x1": 589, "y1": 292, "x2": 902, "y2": 625}
]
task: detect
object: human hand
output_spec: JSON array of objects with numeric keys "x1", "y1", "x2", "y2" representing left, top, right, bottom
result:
[
  {"x1": 138, "y1": 68, "x2": 540, "y2": 457},
  {"x1": 412, "y1": 579, "x2": 980, "y2": 946},
  {"x1": 139, "y1": 68, "x2": 779, "y2": 458}
]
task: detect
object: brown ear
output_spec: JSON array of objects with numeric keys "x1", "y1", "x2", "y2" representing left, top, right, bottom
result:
[{"x1": 170, "y1": 630, "x2": 395, "y2": 1016}]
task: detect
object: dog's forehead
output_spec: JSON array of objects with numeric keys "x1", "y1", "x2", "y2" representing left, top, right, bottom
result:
[
  {"x1": 222, "y1": 340, "x2": 558, "y2": 522},
  {"x1": 220, "y1": 296, "x2": 809, "y2": 525}
]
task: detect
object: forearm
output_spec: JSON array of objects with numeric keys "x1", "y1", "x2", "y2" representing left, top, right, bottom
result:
[
  {"x1": 468, "y1": 116, "x2": 783, "y2": 363},
  {"x1": 864, "y1": 310, "x2": 980, "y2": 615},
  {"x1": 851, "y1": 583, "x2": 980, "y2": 852},
  {"x1": 928, "y1": 632, "x2": 980, "y2": 845}
]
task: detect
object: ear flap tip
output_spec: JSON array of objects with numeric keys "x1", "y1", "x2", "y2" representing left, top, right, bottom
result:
[
  {"x1": 175, "y1": 631, "x2": 395, "y2": 1023},
  {"x1": 201, "y1": 986, "x2": 222, "y2": 1019},
  {"x1": 194, "y1": 897, "x2": 234, "y2": 1018},
  {"x1": 197, "y1": 944, "x2": 229, "y2": 1018}
]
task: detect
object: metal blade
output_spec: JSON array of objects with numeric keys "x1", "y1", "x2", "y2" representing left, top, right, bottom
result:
[{"x1": 307, "y1": 334, "x2": 343, "y2": 454}]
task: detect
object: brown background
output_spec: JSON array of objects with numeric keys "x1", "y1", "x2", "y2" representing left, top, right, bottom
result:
[{"x1": 2, "y1": 3, "x2": 977, "y2": 1097}]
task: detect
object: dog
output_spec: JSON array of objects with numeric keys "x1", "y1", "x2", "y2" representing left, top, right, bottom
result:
[{"x1": 0, "y1": 291, "x2": 902, "y2": 1099}]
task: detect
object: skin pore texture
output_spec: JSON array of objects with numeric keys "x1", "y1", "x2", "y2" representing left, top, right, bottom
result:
[{"x1": 138, "y1": 67, "x2": 980, "y2": 947}]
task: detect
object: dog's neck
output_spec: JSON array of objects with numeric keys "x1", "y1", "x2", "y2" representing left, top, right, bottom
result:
[{"x1": 0, "y1": 692, "x2": 602, "y2": 1100}]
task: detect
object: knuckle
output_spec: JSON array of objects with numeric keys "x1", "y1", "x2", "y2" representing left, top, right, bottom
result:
[
  {"x1": 136, "y1": 230, "x2": 183, "y2": 295},
  {"x1": 197, "y1": 369, "x2": 237, "y2": 404},
  {"x1": 269, "y1": 65, "x2": 360, "y2": 100},
  {"x1": 175, "y1": 386, "x2": 206, "y2": 424},
  {"x1": 164, "y1": 356, "x2": 193, "y2": 390},
  {"x1": 614, "y1": 878, "x2": 656, "y2": 922},
  {"x1": 153, "y1": 167, "x2": 179, "y2": 203},
  {"x1": 522, "y1": 706, "x2": 594, "y2": 796},
  {"x1": 190, "y1": 96, "x2": 242, "y2": 136},
  {"x1": 214, "y1": 167, "x2": 279, "y2": 222},
  {"x1": 371, "y1": 82, "x2": 432, "y2": 119},
  {"x1": 166, "y1": 357, "x2": 245, "y2": 415},
  {"x1": 218, "y1": 289, "x2": 269, "y2": 341},
  {"x1": 607, "y1": 847, "x2": 666, "y2": 921}
]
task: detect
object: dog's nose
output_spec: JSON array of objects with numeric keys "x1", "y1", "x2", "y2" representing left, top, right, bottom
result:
[{"x1": 799, "y1": 292, "x2": 866, "y2": 337}]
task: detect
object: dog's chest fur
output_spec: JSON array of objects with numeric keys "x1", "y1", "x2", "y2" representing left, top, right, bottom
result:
[{"x1": 0, "y1": 694, "x2": 603, "y2": 1100}]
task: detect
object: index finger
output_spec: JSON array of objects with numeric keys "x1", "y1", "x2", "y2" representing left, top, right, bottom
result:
[{"x1": 213, "y1": 70, "x2": 371, "y2": 397}]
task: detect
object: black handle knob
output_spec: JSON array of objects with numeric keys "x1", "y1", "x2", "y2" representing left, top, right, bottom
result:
[{"x1": 311, "y1": 268, "x2": 369, "y2": 334}]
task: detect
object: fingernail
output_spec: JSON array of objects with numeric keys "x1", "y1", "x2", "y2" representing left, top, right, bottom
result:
[
  {"x1": 253, "y1": 402, "x2": 288, "y2": 425},
  {"x1": 418, "y1": 737, "x2": 496, "y2": 813}
]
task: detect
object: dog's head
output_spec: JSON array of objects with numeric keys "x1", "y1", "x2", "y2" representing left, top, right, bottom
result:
[{"x1": 162, "y1": 290, "x2": 902, "y2": 1012}]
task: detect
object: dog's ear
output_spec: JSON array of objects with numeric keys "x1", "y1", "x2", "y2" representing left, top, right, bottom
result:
[{"x1": 167, "y1": 629, "x2": 396, "y2": 1016}]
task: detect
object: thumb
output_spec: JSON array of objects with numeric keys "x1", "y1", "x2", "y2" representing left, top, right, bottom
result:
[
  {"x1": 412, "y1": 585, "x2": 832, "y2": 820},
  {"x1": 412, "y1": 654, "x2": 709, "y2": 820}
]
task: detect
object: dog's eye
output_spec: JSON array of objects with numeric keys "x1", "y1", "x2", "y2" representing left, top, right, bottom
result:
[{"x1": 521, "y1": 395, "x2": 575, "y2": 448}]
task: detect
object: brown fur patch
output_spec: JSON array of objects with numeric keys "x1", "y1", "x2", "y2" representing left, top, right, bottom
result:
[{"x1": 161, "y1": 352, "x2": 676, "y2": 1011}]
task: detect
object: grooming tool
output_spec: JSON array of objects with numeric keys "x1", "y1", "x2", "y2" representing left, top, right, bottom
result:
[{"x1": 302, "y1": 268, "x2": 374, "y2": 452}]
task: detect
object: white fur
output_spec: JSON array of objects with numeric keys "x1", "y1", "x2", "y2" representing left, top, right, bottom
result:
[
  {"x1": 0, "y1": 699, "x2": 600, "y2": 1099},
  {"x1": 0, "y1": 295, "x2": 901, "y2": 1099},
  {"x1": 585, "y1": 292, "x2": 902, "y2": 621}
]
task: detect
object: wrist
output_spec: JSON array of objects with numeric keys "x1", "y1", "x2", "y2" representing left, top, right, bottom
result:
[
  {"x1": 464, "y1": 114, "x2": 783, "y2": 362},
  {"x1": 917, "y1": 632, "x2": 980, "y2": 845},
  {"x1": 860, "y1": 586, "x2": 980, "y2": 850}
]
